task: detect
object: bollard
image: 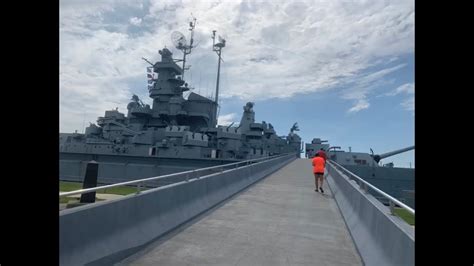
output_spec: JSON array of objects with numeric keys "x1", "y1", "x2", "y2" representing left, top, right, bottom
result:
[{"x1": 80, "y1": 160, "x2": 99, "y2": 203}]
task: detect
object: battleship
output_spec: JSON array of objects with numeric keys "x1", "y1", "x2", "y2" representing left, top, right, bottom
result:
[
  {"x1": 306, "y1": 138, "x2": 415, "y2": 208},
  {"x1": 59, "y1": 19, "x2": 302, "y2": 185},
  {"x1": 59, "y1": 14, "x2": 415, "y2": 266}
]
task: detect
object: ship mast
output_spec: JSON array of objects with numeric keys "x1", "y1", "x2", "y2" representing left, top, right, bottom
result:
[
  {"x1": 170, "y1": 16, "x2": 197, "y2": 80},
  {"x1": 181, "y1": 16, "x2": 196, "y2": 79},
  {"x1": 211, "y1": 30, "x2": 226, "y2": 104}
]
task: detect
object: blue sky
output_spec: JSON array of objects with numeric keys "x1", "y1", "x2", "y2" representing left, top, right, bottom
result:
[
  {"x1": 60, "y1": 0, "x2": 414, "y2": 167},
  {"x1": 218, "y1": 54, "x2": 414, "y2": 167}
]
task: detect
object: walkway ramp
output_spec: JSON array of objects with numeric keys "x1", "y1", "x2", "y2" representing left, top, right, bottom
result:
[{"x1": 118, "y1": 159, "x2": 362, "y2": 265}]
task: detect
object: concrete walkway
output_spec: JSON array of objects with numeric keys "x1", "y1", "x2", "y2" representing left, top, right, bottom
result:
[{"x1": 118, "y1": 159, "x2": 362, "y2": 266}]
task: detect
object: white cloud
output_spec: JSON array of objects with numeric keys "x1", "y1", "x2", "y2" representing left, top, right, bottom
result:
[
  {"x1": 342, "y1": 64, "x2": 406, "y2": 113},
  {"x1": 60, "y1": 0, "x2": 414, "y2": 132},
  {"x1": 348, "y1": 99, "x2": 370, "y2": 113},
  {"x1": 129, "y1": 17, "x2": 142, "y2": 26},
  {"x1": 386, "y1": 82, "x2": 414, "y2": 96},
  {"x1": 217, "y1": 113, "x2": 238, "y2": 126},
  {"x1": 382, "y1": 82, "x2": 414, "y2": 112}
]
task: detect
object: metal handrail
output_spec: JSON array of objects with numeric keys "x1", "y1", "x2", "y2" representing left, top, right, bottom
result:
[
  {"x1": 327, "y1": 160, "x2": 415, "y2": 216},
  {"x1": 60, "y1": 153, "x2": 296, "y2": 197}
]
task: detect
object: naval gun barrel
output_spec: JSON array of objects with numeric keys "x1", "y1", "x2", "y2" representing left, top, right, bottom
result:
[
  {"x1": 109, "y1": 121, "x2": 142, "y2": 135},
  {"x1": 373, "y1": 145, "x2": 414, "y2": 163},
  {"x1": 328, "y1": 146, "x2": 341, "y2": 152}
]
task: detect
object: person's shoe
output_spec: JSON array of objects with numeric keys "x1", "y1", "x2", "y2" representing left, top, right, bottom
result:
[
  {"x1": 315, "y1": 188, "x2": 318, "y2": 192},
  {"x1": 319, "y1": 187, "x2": 324, "y2": 193}
]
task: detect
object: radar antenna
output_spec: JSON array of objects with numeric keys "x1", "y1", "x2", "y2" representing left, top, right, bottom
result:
[
  {"x1": 170, "y1": 15, "x2": 197, "y2": 79},
  {"x1": 171, "y1": 31, "x2": 187, "y2": 50}
]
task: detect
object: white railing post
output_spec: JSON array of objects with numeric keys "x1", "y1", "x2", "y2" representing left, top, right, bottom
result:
[{"x1": 136, "y1": 182, "x2": 142, "y2": 194}]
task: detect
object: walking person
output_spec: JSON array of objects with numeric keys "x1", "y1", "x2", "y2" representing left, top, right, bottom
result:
[
  {"x1": 317, "y1": 148, "x2": 328, "y2": 178},
  {"x1": 317, "y1": 148, "x2": 327, "y2": 161},
  {"x1": 312, "y1": 153, "x2": 326, "y2": 193}
]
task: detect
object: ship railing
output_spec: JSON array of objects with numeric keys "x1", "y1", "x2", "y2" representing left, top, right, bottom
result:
[
  {"x1": 327, "y1": 160, "x2": 415, "y2": 216},
  {"x1": 60, "y1": 153, "x2": 297, "y2": 198}
]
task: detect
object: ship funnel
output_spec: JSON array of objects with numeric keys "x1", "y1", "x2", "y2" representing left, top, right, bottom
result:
[{"x1": 372, "y1": 145, "x2": 414, "y2": 163}]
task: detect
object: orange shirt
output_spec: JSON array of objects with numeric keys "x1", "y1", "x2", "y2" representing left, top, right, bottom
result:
[{"x1": 312, "y1": 156, "x2": 325, "y2": 173}]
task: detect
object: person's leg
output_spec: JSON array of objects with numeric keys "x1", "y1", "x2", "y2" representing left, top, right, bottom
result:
[
  {"x1": 318, "y1": 174, "x2": 325, "y2": 193},
  {"x1": 314, "y1": 173, "x2": 318, "y2": 191}
]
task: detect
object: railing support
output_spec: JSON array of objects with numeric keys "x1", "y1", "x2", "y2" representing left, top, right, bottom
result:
[
  {"x1": 136, "y1": 182, "x2": 142, "y2": 194},
  {"x1": 389, "y1": 200, "x2": 395, "y2": 215}
]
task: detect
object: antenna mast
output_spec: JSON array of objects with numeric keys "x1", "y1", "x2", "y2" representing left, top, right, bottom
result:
[
  {"x1": 212, "y1": 30, "x2": 226, "y2": 105},
  {"x1": 170, "y1": 16, "x2": 197, "y2": 80},
  {"x1": 182, "y1": 16, "x2": 196, "y2": 79}
]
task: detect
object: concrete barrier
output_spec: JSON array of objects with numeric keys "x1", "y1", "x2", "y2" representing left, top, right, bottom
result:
[
  {"x1": 60, "y1": 154, "x2": 296, "y2": 266},
  {"x1": 327, "y1": 163, "x2": 414, "y2": 266}
]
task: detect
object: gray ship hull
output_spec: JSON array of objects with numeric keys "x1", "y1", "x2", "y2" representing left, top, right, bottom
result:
[
  {"x1": 60, "y1": 152, "x2": 240, "y2": 187},
  {"x1": 341, "y1": 164, "x2": 414, "y2": 208}
]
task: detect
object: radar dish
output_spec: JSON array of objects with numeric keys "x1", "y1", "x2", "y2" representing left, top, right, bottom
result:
[
  {"x1": 214, "y1": 35, "x2": 226, "y2": 48},
  {"x1": 171, "y1": 31, "x2": 187, "y2": 50}
]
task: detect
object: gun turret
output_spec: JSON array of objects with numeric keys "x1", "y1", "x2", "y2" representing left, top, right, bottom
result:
[{"x1": 372, "y1": 145, "x2": 414, "y2": 163}]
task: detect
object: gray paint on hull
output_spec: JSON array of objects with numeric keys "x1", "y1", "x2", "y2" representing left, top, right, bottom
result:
[
  {"x1": 60, "y1": 152, "x2": 239, "y2": 186},
  {"x1": 342, "y1": 165, "x2": 414, "y2": 208}
]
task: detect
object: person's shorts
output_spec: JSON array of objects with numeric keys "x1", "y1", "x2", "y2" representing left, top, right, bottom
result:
[{"x1": 314, "y1": 172, "x2": 324, "y2": 176}]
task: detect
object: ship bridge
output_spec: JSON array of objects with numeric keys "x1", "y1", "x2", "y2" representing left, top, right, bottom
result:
[{"x1": 59, "y1": 155, "x2": 414, "y2": 266}]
